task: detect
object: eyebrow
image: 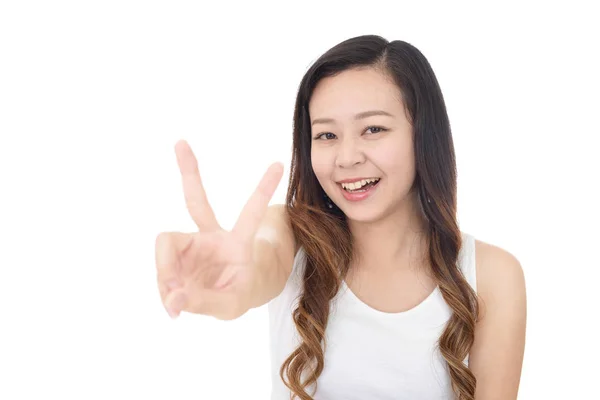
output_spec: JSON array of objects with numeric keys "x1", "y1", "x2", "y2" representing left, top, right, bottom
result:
[{"x1": 311, "y1": 110, "x2": 394, "y2": 127}]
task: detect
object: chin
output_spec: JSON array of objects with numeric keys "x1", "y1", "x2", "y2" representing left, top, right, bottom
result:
[
  {"x1": 343, "y1": 211, "x2": 382, "y2": 224},
  {"x1": 334, "y1": 201, "x2": 387, "y2": 224}
]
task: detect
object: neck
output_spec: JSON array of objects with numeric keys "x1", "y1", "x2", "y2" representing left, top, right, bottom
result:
[{"x1": 348, "y1": 190, "x2": 429, "y2": 272}]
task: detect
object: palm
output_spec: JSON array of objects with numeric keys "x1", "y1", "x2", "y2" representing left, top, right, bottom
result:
[
  {"x1": 181, "y1": 230, "x2": 251, "y2": 291},
  {"x1": 155, "y1": 140, "x2": 283, "y2": 319}
]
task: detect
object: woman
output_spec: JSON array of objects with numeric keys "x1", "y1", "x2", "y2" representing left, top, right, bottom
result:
[{"x1": 155, "y1": 35, "x2": 527, "y2": 400}]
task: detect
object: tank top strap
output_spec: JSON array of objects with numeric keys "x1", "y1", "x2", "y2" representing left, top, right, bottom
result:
[{"x1": 458, "y1": 231, "x2": 478, "y2": 293}]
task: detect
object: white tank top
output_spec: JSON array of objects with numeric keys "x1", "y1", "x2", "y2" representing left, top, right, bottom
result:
[{"x1": 268, "y1": 231, "x2": 477, "y2": 400}]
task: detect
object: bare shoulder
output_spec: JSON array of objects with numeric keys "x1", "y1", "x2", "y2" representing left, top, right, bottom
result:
[
  {"x1": 474, "y1": 239, "x2": 525, "y2": 278},
  {"x1": 259, "y1": 203, "x2": 298, "y2": 268},
  {"x1": 469, "y1": 238, "x2": 527, "y2": 398},
  {"x1": 474, "y1": 239, "x2": 526, "y2": 317},
  {"x1": 245, "y1": 204, "x2": 298, "y2": 310},
  {"x1": 263, "y1": 204, "x2": 296, "y2": 239}
]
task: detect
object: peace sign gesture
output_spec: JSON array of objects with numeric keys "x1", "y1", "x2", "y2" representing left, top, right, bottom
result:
[{"x1": 155, "y1": 140, "x2": 284, "y2": 320}]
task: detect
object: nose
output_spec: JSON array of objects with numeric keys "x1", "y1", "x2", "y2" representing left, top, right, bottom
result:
[{"x1": 335, "y1": 136, "x2": 366, "y2": 168}]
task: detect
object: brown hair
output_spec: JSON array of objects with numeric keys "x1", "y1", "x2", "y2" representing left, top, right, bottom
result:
[{"x1": 280, "y1": 35, "x2": 480, "y2": 400}]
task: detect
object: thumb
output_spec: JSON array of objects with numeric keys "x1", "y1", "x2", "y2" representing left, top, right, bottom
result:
[{"x1": 164, "y1": 289, "x2": 188, "y2": 319}]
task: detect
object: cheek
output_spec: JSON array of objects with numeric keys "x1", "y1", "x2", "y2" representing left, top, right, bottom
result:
[
  {"x1": 376, "y1": 141, "x2": 415, "y2": 179},
  {"x1": 311, "y1": 148, "x2": 331, "y2": 177}
]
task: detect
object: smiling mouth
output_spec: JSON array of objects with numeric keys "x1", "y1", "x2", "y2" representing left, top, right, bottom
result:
[{"x1": 338, "y1": 178, "x2": 381, "y2": 193}]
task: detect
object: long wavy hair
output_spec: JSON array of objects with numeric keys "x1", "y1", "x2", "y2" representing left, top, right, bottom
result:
[{"x1": 280, "y1": 35, "x2": 480, "y2": 400}]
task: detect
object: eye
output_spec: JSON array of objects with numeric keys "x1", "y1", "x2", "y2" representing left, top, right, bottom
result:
[
  {"x1": 365, "y1": 125, "x2": 387, "y2": 135},
  {"x1": 314, "y1": 132, "x2": 337, "y2": 140}
]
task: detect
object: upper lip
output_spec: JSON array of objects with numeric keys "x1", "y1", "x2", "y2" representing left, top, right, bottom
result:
[{"x1": 336, "y1": 177, "x2": 380, "y2": 183}]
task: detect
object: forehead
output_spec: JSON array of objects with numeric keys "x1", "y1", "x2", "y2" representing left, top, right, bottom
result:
[{"x1": 309, "y1": 67, "x2": 403, "y2": 119}]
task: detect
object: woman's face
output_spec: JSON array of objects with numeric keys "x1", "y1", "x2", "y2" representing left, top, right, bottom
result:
[{"x1": 309, "y1": 67, "x2": 417, "y2": 223}]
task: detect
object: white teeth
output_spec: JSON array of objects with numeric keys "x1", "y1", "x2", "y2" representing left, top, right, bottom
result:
[{"x1": 341, "y1": 178, "x2": 380, "y2": 190}]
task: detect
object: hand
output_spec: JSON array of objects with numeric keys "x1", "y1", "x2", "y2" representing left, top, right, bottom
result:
[{"x1": 155, "y1": 140, "x2": 283, "y2": 320}]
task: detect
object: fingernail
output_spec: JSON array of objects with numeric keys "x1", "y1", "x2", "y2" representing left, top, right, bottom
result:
[{"x1": 166, "y1": 306, "x2": 179, "y2": 319}]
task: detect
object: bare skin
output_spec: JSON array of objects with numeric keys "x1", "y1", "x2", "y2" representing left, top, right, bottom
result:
[
  {"x1": 309, "y1": 67, "x2": 435, "y2": 313},
  {"x1": 155, "y1": 66, "x2": 526, "y2": 398},
  {"x1": 154, "y1": 140, "x2": 284, "y2": 320},
  {"x1": 308, "y1": 66, "x2": 526, "y2": 398}
]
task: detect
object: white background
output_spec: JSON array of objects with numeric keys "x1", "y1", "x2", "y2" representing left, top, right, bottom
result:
[{"x1": 1, "y1": 1, "x2": 598, "y2": 399}]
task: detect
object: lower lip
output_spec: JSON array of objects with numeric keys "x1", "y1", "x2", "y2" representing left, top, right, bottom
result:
[{"x1": 338, "y1": 180, "x2": 380, "y2": 202}]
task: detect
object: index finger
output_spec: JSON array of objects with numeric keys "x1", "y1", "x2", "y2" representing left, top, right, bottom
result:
[
  {"x1": 175, "y1": 140, "x2": 219, "y2": 231},
  {"x1": 232, "y1": 162, "x2": 284, "y2": 241}
]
